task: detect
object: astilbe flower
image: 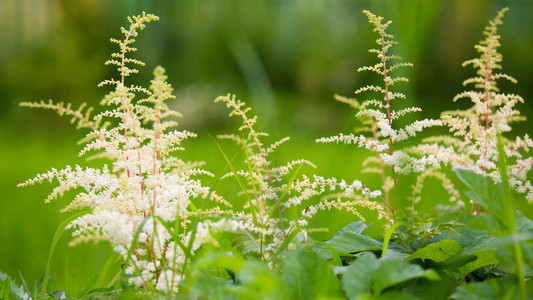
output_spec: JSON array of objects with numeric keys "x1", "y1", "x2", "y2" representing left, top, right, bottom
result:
[
  {"x1": 19, "y1": 13, "x2": 226, "y2": 292},
  {"x1": 214, "y1": 94, "x2": 389, "y2": 258},
  {"x1": 420, "y1": 8, "x2": 533, "y2": 205},
  {"x1": 317, "y1": 11, "x2": 442, "y2": 222}
]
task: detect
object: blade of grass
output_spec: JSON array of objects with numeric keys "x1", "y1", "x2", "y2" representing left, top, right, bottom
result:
[
  {"x1": 268, "y1": 228, "x2": 299, "y2": 264},
  {"x1": 122, "y1": 215, "x2": 156, "y2": 292},
  {"x1": 181, "y1": 162, "x2": 227, "y2": 279},
  {"x1": 40, "y1": 211, "x2": 89, "y2": 300},
  {"x1": 0, "y1": 278, "x2": 10, "y2": 300},
  {"x1": 209, "y1": 134, "x2": 259, "y2": 226},
  {"x1": 382, "y1": 221, "x2": 403, "y2": 257},
  {"x1": 316, "y1": 242, "x2": 343, "y2": 266},
  {"x1": 266, "y1": 165, "x2": 302, "y2": 223},
  {"x1": 96, "y1": 252, "x2": 120, "y2": 288}
]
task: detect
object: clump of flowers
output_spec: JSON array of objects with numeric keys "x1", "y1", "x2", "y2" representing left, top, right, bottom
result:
[
  {"x1": 19, "y1": 13, "x2": 226, "y2": 292},
  {"x1": 215, "y1": 94, "x2": 390, "y2": 259},
  {"x1": 316, "y1": 11, "x2": 442, "y2": 222},
  {"x1": 420, "y1": 8, "x2": 533, "y2": 210},
  {"x1": 214, "y1": 94, "x2": 317, "y2": 258}
]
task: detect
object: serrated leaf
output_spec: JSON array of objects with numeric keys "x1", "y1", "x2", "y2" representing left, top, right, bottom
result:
[
  {"x1": 407, "y1": 239, "x2": 462, "y2": 263},
  {"x1": 342, "y1": 252, "x2": 378, "y2": 299},
  {"x1": 467, "y1": 215, "x2": 505, "y2": 233},
  {"x1": 461, "y1": 234, "x2": 498, "y2": 255},
  {"x1": 372, "y1": 259, "x2": 440, "y2": 295},
  {"x1": 458, "y1": 250, "x2": 498, "y2": 278},
  {"x1": 455, "y1": 169, "x2": 503, "y2": 219}
]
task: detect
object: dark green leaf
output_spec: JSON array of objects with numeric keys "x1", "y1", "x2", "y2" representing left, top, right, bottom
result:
[
  {"x1": 406, "y1": 239, "x2": 462, "y2": 263},
  {"x1": 377, "y1": 290, "x2": 420, "y2": 300},
  {"x1": 342, "y1": 252, "x2": 377, "y2": 299},
  {"x1": 451, "y1": 277, "x2": 526, "y2": 300},
  {"x1": 458, "y1": 250, "x2": 498, "y2": 278},
  {"x1": 281, "y1": 251, "x2": 343, "y2": 300},
  {"x1": 373, "y1": 259, "x2": 440, "y2": 295},
  {"x1": 315, "y1": 232, "x2": 382, "y2": 255},
  {"x1": 316, "y1": 242, "x2": 343, "y2": 266}
]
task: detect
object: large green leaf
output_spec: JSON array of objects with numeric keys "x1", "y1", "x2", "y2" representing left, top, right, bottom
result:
[
  {"x1": 372, "y1": 259, "x2": 440, "y2": 295},
  {"x1": 455, "y1": 169, "x2": 503, "y2": 219},
  {"x1": 325, "y1": 232, "x2": 383, "y2": 253},
  {"x1": 333, "y1": 221, "x2": 368, "y2": 237},
  {"x1": 342, "y1": 252, "x2": 378, "y2": 300},
  {"x1": 281, "y1": 251, "x2": 343, "y2": 300},
  {"x1": 458, "y1": 250, "x2": 498, "y2": 279},
  {"x1": 406, "y1": 239, "x2": 462, "y2": 263},
  {"x1": 516, "y1": 210, "x2": 533, "y2": 233}
]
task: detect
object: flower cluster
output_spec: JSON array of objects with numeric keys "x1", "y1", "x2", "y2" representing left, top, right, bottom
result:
[
  {"x1": 19, "y1": 13, "x2": 225, "y2": 292},
  {"x1": 215, "y1": 94, "x2": 391, "y2": 257},
  {"x1": 421, "y1": 8, "x2": 533, "y2": 204},
  {"x1": 317, "y1": 11, "x2": 443, "y2": 222}
]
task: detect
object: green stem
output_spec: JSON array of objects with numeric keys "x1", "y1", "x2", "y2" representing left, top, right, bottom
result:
[{"x1": 497, "y1": 133, "x2": 526, "y2": 299}]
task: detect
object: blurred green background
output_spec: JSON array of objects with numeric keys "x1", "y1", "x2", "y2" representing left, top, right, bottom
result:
[{"x1": 1, "y1": 0, "x2": 532, "y2": 292}]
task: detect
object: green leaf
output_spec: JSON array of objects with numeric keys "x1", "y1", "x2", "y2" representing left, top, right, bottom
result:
[
  {"x1": 458, "y1": 250, "x2": 498, "y2": 279},
  {"x1": 77, "y1": 273, "x2": 99, "y2": 299},
  {"x1": 315, "y1": 232, "x2": 382, "y2": 255},
  {"x1": 316, "y1": 242, "x2": 343, "y2": 266},
  {"x1": 333, "y1": 221, "x2": 368, "y2": 237},
  {"x1": 455, "y1": 169, "x2": 503, "y2": 219},
  {"x1": 467, "y1": 215, "x2": 505, "y2": 233},
  {"x1": 461, "y1": 234, "x2": 498, "y2": 255},
  {"x1": 267, "y1": 165, "x2": 302, "y2": 222},
  {"x1": 268, "y1": 228, "x2": 299, "y2": 264},
  {"x1": 451, "y1": 277, "x2": 529, "y2": 300},
  {"x1": 406, "y1": 239, "x2": 462, "y2": 263},
  {"x1": 41, "y1": 211, "x2": 89, "y2": 299},
  {"x1": 516, "y1": 210, "x2": 533, "y2": 233},
  {"x1": 191, "y1": 252, "x2": 244, "y2": 273},
  {"x1": 342, "y1": 252, "x2": 378, "y2": 299},
  {"x1": 377, "y1": 290, "x2": 420, "y2": 300},
  {"x1": 382, "y1": 221, "x2": 404, "y2": 257},
  {"x1": 0, "y1": 278, "x2": 10, "y2": 300},
  {"x1": 47, "y1": 277, "x2": 57, "y2": 294},
  {"x1": 372, "y1": 259, "x2": 440, "y2": 295},
  {"x1": 281, "y1": 251, "x2": 343, "y2": 300}
]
